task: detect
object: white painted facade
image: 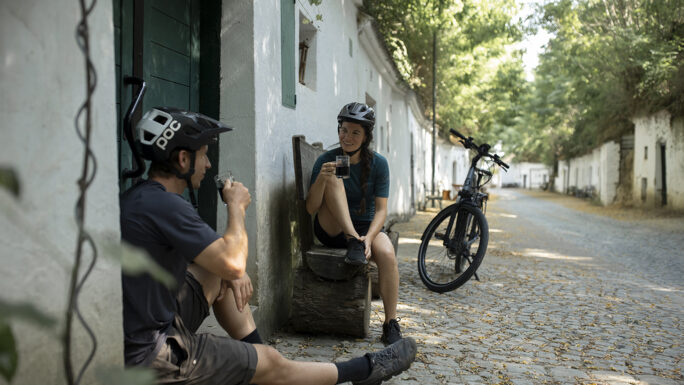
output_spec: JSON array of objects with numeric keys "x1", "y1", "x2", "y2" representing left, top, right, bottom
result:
[
  {"x1": 220, "y1": 0, "x2": 468, "y2": 332},
  {"x1": 0, "y1": 0, "x2": 470, "y2": 382},
  {"x1": 501, "y1": 162, "x2": 551, "y2": 189},
  {"x1": 632, "y1": 110, "x2": 684, "y2": 209},
  {"x1": 1, "y1": 1, "x2": 122, "y2": 384},
  {"x1": 554, "y1": 140, "x2": 629, "y2": 206}
]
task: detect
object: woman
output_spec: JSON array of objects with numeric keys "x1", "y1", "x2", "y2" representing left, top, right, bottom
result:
[{"x1": 306, "y1": 102, "x2": 402, "y2": 345}]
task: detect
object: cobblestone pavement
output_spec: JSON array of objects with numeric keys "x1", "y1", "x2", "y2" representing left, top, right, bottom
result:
[{"x1": 269, "y1": 189, "x2": 683, "y2": 384}]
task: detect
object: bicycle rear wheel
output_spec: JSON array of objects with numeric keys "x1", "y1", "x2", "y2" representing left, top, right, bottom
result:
[{"x1": 417, "y1": 203, "x2": 489, "y2": 293}]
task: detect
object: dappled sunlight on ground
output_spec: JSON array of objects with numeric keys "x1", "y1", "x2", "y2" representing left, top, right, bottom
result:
[
  {"x1": 270, "y1": 189, "x2": 683, "y2": 384},
  {"x1": 517, "y1": 248, "x2": 593, "y2": 261},
  {"x1": 398, "y1": 237, "x2": 421, "y2": 245}
]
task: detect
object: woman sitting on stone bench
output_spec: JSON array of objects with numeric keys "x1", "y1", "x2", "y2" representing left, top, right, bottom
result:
[{"x1": 305, "y1": 102, "x2": 403, "y2": 345}]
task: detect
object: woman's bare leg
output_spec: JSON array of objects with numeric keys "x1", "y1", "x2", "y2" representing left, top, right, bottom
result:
[
  {"x1": 371, "y1": 233, "x2": 399, "y2": 322},
  {"x1": 316, "y1": 177, "x2": 359, "y2": 239}
]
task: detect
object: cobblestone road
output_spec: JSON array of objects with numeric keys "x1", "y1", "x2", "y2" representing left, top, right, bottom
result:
[{"x1": 270, "y1": 189, "x2": 683, "y2": 384}]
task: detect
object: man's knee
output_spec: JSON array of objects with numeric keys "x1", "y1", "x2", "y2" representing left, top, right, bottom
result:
[
  {"x1": 187, "y1": 264, "x2": 221, "y2": 304},
  {"x1": 253, "y1": 345, "x2": 291, "y2": 384}
]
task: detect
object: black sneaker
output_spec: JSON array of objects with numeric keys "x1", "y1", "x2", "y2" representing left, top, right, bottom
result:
[
  {"x1": 352, "y1": 337, "x2": 417, "y2": 385},
  {"x1": 345, "y1": 237, "x2": 367, "y2": 265},
  {"x1": 380, "y1": 319, "x2": 402, "y2": 346}
]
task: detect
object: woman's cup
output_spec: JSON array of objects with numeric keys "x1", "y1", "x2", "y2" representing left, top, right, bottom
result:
[{"x1": 336, "y1": 155, "x2": 350, "y2": 179}]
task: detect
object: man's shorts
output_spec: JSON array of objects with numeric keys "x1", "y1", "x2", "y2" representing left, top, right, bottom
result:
[
  {"x1": 314, "y1": 215, "x2": 382, "y2": 248},
  {"x1": 148, "y1": 271, "x2": 258, "y2": 385}
]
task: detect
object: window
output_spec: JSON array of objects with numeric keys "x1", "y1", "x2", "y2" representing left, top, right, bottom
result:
[
  {"x1": 644, "y1": 146, "x2": 648, "y2": 160},
  {"x1": 298, "y1": 12, "x2": 317, "y2": 90}
]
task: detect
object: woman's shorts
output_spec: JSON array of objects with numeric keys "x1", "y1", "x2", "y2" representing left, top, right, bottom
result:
[{"x1": 314, "y1": 215, "x2": 379, "y2": 248}]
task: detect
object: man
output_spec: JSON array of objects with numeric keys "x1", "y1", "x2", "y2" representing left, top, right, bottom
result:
[{"x1": 120, "y1": 107, "x2": 416, "y2": 385}]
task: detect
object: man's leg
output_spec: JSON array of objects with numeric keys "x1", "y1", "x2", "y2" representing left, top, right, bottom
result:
[
  {"x1": 213, "y1": 286, "x2": 257, "y2": 340},
  {"x1": 249, "y1": 345, "x2": 338, "y2": 385},
  {"x1": 370, "y1": 233, "x2": 399, "y2": 322},
  {"x1": 186, "y1": 264, "x2": 258, "y2": 340},
  {"x1": 249, "y1": 337, "x2": 417, "y2": 385}
]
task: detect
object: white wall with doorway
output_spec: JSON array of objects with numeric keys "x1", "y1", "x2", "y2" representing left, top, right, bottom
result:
[
  {"x1": 632, "y1": 110, "x2": 684, "y2": 209},
  {"x1": 555, "y1": 141, "x2": 623, "y2": 205},
  {"x1": 502, "y1": 163, "x2": 550, "y2": 189}
]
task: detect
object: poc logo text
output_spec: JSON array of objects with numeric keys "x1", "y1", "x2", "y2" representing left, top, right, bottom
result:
[{"x1": 155, "y1": 120, "x2": 182, "y2": 150}]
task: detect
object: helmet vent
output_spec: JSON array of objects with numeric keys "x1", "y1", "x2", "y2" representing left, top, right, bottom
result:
[
  {"x1": 153, "y1": 115, "x2": 168, "y2": 125},
  {"x1": 143, "y1": 131, "x2": 156, "y2": 142}
]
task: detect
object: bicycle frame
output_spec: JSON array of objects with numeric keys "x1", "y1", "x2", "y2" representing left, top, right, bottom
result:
[
  {"x1": 436, "y1": 144, "x2": 494, "y2": 267},
  {"x1": 417, "y1": 128, "x2": 508, "y2": 291}
]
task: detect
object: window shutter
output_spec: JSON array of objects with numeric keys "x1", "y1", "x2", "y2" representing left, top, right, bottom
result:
[{"x1": 281, "y1": 0, "x2": 296, "y2": 108}]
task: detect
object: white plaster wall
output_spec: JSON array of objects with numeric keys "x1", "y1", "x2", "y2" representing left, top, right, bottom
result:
[
  {"x1": 633, "y1": 110, "x2": 684, "y2": 208},
  {"x1": 554, "y1": 161, "x2": 570, "y2": 193},
  {"x1": 223, "y1": 0, "x2": 471, "y2": 333},
  {"x1": 502, "y1": 163, "x2": 550, "y2": 189},
  {"x1": 556, "y1": 141, "x2": 622, "y2": 205},
  {"x1": 219, "y1": 0, "x2": 262, "y2": 323},
  {"x1": 0, "y1": 1, "x2": 122, "y2": 383},
  {"x1": 599, "y1": 141, "x2": 620, "y2": 204}
]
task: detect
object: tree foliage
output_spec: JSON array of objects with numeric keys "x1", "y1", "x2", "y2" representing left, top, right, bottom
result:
[
  {"x1": 363, "y1": 0, "x2": 526, "y2": 145},
  {"x1": 364, "y1": 0, "x2": 684, "y2": 165},
  {"x1": 529, "y1": 0, "x2": 684, "y2": 160}
]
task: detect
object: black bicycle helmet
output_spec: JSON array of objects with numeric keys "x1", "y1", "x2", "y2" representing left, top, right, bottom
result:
[
  {"x1": 138, "y1": 107, "x2": 232, "y2": 162},
  {"x1": 337, "y1": 102, "x2": 375, "y2": 129},
  {"x1": 136, "y1": 107, "x2": 232, "y2": 208}
]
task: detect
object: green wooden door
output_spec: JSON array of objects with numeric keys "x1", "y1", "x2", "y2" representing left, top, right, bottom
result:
[
  {"x1": 115, "y1": 0, "x2": 221, "y2": 227},
  {"x1": 141, "y1": 0, "x2": 199, "y2": 113}
]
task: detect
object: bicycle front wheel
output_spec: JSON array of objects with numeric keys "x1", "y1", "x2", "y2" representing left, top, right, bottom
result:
[{"x1": 417, "y1": 204, "x2": 489, "y2": 293}]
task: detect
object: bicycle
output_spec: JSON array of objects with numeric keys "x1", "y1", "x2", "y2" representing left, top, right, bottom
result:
[{"x1": 417, "y1": 129, "x2": 509, "y2": 292}]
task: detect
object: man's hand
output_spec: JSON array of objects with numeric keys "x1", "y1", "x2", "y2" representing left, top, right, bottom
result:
[
  {"x1": 359, "y1": 235, "x2": 372, "y2": 260},
  {"x1": 222, "y1": 180, "x2": 251, "y2": 211},
  {"x1": 216, "y1": 273, "x2": 253, "y2": 312}
]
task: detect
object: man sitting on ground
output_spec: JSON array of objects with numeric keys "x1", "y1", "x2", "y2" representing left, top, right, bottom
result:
[{"x1": 120, "y1": 107, "x2": 417, "y2": 385}]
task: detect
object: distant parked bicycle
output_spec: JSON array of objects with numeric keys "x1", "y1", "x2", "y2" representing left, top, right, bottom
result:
[{"x1": 417, "y1": 129, "x2": 508, "y2": 292}]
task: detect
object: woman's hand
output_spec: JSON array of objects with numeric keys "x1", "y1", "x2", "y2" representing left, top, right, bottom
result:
[
  {"x1": 359, "y1": 235, "x2": 373, "y2": 260},
  {"x1": 319, "y1": 161, "x2": 337, "y2": 180}
]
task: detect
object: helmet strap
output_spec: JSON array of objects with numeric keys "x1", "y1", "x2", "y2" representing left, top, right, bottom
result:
[
  {"x1": 171, "y1": 151, "x2": 199, "y2": 210},
  {"x1": 344, "y1": 147, "x2": 361, "y2": 156}
]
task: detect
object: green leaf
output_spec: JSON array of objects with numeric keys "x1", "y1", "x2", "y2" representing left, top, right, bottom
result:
[
  {"x1": 0, "y1": 168, "x2": 20, "y2": 197},
  {"x1": 0, "y1": 320, "x2": 18, "y2": 383},
  {"x1": 0, "y1": 300, "x2": 56, "y2": 328},
  {"x1": 96, "y1": 366, "x2": 157, "y2": 385},
  {"x1": 100, "y1": 238, "x2": 175, "y2": 288}
]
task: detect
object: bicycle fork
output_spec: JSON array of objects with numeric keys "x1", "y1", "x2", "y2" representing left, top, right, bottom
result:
[{"x1": 437, "y1": 208, "x2": 480, "y2": 281}]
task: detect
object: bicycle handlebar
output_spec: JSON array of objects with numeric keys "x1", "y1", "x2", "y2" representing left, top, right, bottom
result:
[{"x1": 449, "y1": 128, "x2": 509, "y2": 171}]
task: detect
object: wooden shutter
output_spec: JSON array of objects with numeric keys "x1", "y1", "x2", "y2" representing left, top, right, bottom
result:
[{"x1": 281, "y1": 0, "x2": 296, "y2": 108}]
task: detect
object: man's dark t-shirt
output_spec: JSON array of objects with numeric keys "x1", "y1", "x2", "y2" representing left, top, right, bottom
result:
[{"x1": 120, "y1": 180, "x2": 219, "y2": 365}]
